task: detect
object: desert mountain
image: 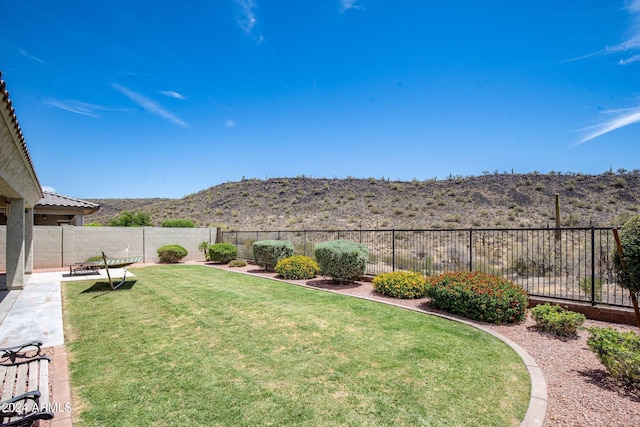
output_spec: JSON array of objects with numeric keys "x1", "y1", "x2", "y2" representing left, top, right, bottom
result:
[{"x1": 86, "y1": 171, "x2": 640, "y2": 230}]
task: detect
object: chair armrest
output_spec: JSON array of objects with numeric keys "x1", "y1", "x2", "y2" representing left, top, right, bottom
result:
[
  {"x1": 0, "y1": 341, "x2": 43, "y2": 365},
  {"x1": 1, "y1": 390, "x2": 54, "y2": 423},
  {"x1": 1, "y1": 390, "x2": 41, "y2": 407}
]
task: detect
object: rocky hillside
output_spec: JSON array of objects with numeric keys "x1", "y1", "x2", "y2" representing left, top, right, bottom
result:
[{"x1": 86, "y1": 171, "x2": 640, "y2": 230}]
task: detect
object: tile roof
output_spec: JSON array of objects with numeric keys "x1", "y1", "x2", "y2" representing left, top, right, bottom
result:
[
  {"x1": 0, "y1": 70, "x2": 42, "y2": 193},
  {"x1": 37, "y1": 191, "x2": 100, "y2": 211}
]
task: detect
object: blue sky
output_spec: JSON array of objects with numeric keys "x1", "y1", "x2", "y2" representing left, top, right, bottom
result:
[{"x1": 2, "y1": 1, "x2": 640, "y2": 198}]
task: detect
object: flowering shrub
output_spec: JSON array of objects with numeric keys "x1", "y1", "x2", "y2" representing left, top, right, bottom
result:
[
  {"x1": 426, "y1": 271, "x2": 528, "y2": 323},
  {"x1": 372, "y1": 270, "x2": 427, "y2": 299},
  {"x1": 531, "y1": 303, "x2": 585, "y2": 337},
  {"x1": 275, "y1": 256, "x2": 320, "y2": 280},
  {"x1": 587, "y1": 326, "x2": 640, "y2": 385}
]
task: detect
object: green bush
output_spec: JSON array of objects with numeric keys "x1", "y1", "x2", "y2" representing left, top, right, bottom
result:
[
  {"x1": 228, "y1": 259, "x2": 247, "y2": 268},
  {"x1": 373, "y1": 270, "x2": 427, "y2": 299},
  {"x1": 208, "y1": 243, "x2": 238, "y2": 263},
  {"x1": 614, "y1": 214, "x2": 640, "y2": 295},
  {"x1": 157, "y1": 245, "x2": 188, "y2": 263},
  {"x1": 109, "y1": 211, "x2": 152, "y2": 227},
  {"x1": 85, "y1": 255, "x2": 103, "y2": 262},
  {"x1": 579, "y1": 277, "x2": 603, "y2": 302},
  {"x1": 275, "y1": 256, "x2": 320, "y2": 280},
  {"x1": 314, "y1": 240, "x2": 368, "y2": 284},
  {"x1": 587, "y1": 326, "x2": 640, "y2": 385},
  {"x1": 530, "y1": 303, "x2": 585, "y2": 337},
  {"x1": 253, "y1": 240, "x2": 294, "y2": 272},
  {"x1": 426, "y1": 271, "x2": 528, "y2": 323},
  {"x1": 161, "y1": 219, "x2": 195, "y2": 228}
]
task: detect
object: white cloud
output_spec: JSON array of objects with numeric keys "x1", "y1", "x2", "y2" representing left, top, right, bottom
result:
[
  {"x1": 18, "y1": 48, "x2": 44, "y2": 64},
  {"x1": 112, "y1": 83, "x2": 190, "y2": 128},
  {"x1": 41, "y1": 186, "x2": 56, "y2": 193},
  {"x1": 159, "y1": 90, "x2": 186, "y2": 100},
  {"x1": 44, "y1": 99, "x2": 112, "y2": 118},
  {"x1": 606, "y1": 3, "x2": 640, "y2": 63},
  {"x1": 234, "y1": 0, "x2": 258, "y2": 34},
  {"x1": 575, "y1": 4, "x2": 640, "y2": 143},
  {"x1": 340, "y1": 0, "x2": 362, "y2": 13},
  {"x1": 232, "y1": 0, "x2": 265, "y2": 44},
  {"x1": 626, "y1": 0, "x2": 640, "y2": 14},
  {"x1": 619, "y1": 53, "x2": 640, "y2": 64},
  {"x1": 225, "y1": 119, "x2": 236, "y2": 128},
  {"x1": 577, "y1": 106, "x2": 640, "y2": 144}
]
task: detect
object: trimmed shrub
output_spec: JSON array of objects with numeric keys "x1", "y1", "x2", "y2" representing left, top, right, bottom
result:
[
  {"x1": 85, "y1": 255, "x2": 103, "y2": 262},
  {"x1": 157, "y1": 245, "x2": 188, "y2": 263},
  {"x1": 275, "y1": 256, "x2": 320, "y2": 280},
  {"x1": 209, "y1": 243, "x2": 238, "y2": 263},
  {"x1": 228, "y1": 259, "x2": 248, "y2": 268},
  {"x1": 587, "y1": 326, "x2": 640, "y2": 385},
  {"x1": 314, "y1": 240, "x2": 368, "y2": 283},
  {"x1": 373, "y1": 270, "x2": 427, "y2": 299},
  {"x1": 253, "y1": 240, "x2": 294, "y2": 272},
  {"x1": 161, "y1": 219, "x2": 195, "y2": 228},
  {"x1": 614, "y1": 214, "x2": 640, "y2": 295},
  {"x1": 426, "y1": 271, "x2": 528, "y2": 323},
  {"x1": 531, "y1": 303, "x2": 585, "y2": 337}
]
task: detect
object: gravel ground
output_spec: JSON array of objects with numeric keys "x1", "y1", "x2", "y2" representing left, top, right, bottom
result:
[{"x1": 216, "y1": 264, "x2": 640, "y2": 427}]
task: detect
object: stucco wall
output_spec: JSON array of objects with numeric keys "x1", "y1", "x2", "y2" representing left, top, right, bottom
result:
[{"x1": 0, "y1": 226, "x2": 217, "y2": 270}]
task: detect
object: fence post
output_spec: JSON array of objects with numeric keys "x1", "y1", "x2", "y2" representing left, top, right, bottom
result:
[
  {"x1": 469, "y1": 229, "x2": 473, "y2": 272},
  {"x1": 303, "y1": 231, "x2": 307, "y2": 257},
  {"x1": 392, "y1": 229, "x2": 396, "y2": 272},
  {"x1": 235, "y1": 231, "x2": 238, "y2": 248},
  {"x1": 591, "y1": 227, "x2": 596, "y2": 306}
]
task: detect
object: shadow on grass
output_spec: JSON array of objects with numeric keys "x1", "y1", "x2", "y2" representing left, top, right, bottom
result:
[
  {"x1": 304, "y1": 278, "x2": 362, "y2": 290},
  {"x1": 81, "y1": 280, "x2": 137, "y2": 298}
]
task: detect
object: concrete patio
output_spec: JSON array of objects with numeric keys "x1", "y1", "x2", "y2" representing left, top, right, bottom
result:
[{"x1": 0, "y1": 268, "x2": 134, "y2": 427}]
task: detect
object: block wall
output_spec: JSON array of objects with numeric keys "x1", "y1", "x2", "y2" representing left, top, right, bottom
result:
[
  {"x1": 0, "y1": 226, "x2": 217, "y2": 269},
  {"x1": 143, "y1": 227, "x2": 213, "y2": 263},
  {"x1": 33, "y1": 226, "x2": 63, "y2": 268},
  {"x1": 61, "y1": 226, "x2": 144, "y2": 267}
]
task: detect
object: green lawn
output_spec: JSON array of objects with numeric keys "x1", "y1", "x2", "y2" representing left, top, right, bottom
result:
[{"x1": 62, "y1": 265, "x2": 530, "y2": 426}]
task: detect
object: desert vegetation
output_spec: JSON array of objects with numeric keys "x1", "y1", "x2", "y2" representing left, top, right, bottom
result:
[{"x1": 86, "y1": 170, "x2": 640, "y2": 230}]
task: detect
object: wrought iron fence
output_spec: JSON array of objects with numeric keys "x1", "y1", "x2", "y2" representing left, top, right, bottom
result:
[{"x1": 221, "y1": 227, "x2": 633, "y2": 308}]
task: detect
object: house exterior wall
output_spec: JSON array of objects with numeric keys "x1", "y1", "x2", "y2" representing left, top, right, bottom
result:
[
  {"x1": 0, "y1": 108, "x2": 42, "y2": 206},
  {"x1": 0, "y1": 226, "x2": 217, "y2": 270}
]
